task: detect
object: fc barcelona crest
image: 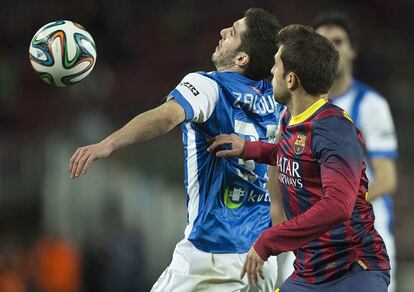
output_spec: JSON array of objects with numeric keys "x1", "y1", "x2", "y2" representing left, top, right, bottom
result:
[{"x1": 293, "y1": 134, "x2": 306, "y2": 155}]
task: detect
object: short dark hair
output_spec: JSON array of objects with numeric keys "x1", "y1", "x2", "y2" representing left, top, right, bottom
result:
[
  {"x1": 277, "y1": 24, "x2": 339, "y2": 95},
  {"x1": 239, "y1": 8, "x2": 281, "y2": 81},
  {"x1": 312, "y1": 12, "x2": 355, "y2": 46}
]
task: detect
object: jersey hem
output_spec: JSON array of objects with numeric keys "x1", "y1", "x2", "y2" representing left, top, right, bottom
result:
[{"x1": 189, "y1": 239, "x2": 251, "y2": 254}]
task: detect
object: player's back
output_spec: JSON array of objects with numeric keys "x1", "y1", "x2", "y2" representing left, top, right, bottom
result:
[{"x1": 169, "y1": 71, "x2": 284, "y2": 253}]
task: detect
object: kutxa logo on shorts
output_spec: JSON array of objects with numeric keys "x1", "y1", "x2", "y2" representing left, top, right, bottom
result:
[{"x1": 294, "y1": 134, "x2": 306, "y2": 155}]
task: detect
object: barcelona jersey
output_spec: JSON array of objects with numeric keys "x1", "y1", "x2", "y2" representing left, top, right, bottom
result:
[{"x1": 244, "y1": 98, "x2": 390, "y2": 283}]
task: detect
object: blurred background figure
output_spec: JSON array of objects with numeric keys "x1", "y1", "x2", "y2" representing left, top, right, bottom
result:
[
  {"x1": 316, "y1": 13, "x2": 399, "y2": 292},
  {"x1": 28, "y1": 235, "x2": 81, "y2": 292},
  {"x1": 0, "y1": 237, "x2": 26, "y2": 292},
  {"x1": 0, "y1": 0, "x2": 413, "y2": 291}
]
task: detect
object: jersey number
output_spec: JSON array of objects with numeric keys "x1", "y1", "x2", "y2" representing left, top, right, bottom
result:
[{"x1": 234, "y1": 120, "x2": 277, "y2": 182}]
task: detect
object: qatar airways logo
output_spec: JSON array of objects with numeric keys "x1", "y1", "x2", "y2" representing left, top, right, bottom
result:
[{"x1": 277, "y1": 154, "x2": 303, "y2": 188}]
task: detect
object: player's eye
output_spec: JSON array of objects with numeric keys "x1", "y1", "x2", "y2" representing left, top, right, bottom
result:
[{"x1": 332, "y1": 38, "x2": 344, "y2": 46}]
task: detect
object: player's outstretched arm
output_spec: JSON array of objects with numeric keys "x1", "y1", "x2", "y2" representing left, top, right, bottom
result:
[{"x1": 69, "y1": 99, "x2": 185, "y2": 178}]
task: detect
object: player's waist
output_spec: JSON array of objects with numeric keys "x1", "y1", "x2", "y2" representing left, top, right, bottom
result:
[
  {"x1": 292, "y1": 256, "x2": 390, "y2": 284},
  {"x1": 186, "y1": 212, "x2": 271, "y2": 253}
]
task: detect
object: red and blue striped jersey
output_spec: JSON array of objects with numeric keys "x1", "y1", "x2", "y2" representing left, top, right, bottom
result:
[{"x1": 244, "y1": 98, "x2": 390, "y2": 284}]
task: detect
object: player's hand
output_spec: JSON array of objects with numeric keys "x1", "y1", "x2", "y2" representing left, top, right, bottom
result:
[
  {"x1": 207, "y1": 134, "x2": 245, "y2": 158},
  {"x1": 240, "y1": 246, "x2": 265, "y2": 287},
  {"x1": 69, "y1": 141, "x2": 113, "y2": 178}
]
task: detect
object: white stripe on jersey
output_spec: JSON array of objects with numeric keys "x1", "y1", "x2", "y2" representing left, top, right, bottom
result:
[
  {"x1": 175, "y1": 73, "x2": 219, "y2": 123},
  {"x1": 184, "y1": 123, "x2": 200, "y2": 239}
]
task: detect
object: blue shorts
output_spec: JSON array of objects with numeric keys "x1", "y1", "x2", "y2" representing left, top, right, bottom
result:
[{"x1": 279, "y1": 263, "x2": 390, "y2": 292}]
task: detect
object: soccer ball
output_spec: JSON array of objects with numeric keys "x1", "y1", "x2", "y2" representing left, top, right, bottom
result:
[{"x1": 29, "y1": 20, "x2": 97, "y2": 87}]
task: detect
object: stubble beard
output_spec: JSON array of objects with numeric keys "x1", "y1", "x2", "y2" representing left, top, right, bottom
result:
[
  {"x1": 274, "y1": 87, "x2": 292, "y2": 105},
  {"x1": 212, "y1": 48, "x2": 239, "y2": 70}
]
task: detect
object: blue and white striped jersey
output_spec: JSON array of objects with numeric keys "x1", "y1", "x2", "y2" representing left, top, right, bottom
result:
[
  {"x1": 330, "y1": 80, "x2": 398, "y2": 236},
  {"x1": 169, "y1": 71, "x2": 284, "y2": 253}
]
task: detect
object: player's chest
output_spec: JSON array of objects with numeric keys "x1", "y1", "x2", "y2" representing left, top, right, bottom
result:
[{"x1": 276, "y1": 128, "x2": 320, "y2": 186}]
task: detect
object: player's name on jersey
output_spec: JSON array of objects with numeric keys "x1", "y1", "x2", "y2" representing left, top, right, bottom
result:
[{"x1": 232, "y1": 92, "x2": 277, "y2": 115}]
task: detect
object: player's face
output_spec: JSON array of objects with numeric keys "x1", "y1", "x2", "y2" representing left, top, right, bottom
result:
[
  {"x1": 315, "y1": 25, "x2": 356, "y2": 77},
  {"x1": 271, "y1": 46, "x2": 291, "y2": 105},
  {"x1": 212, "y1": 18, "x2": 247, "y2": 69}
]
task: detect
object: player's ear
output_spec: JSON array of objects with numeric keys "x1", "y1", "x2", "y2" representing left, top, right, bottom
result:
[
  {"x1": 286, "y1": 72, "x2": 299, "y2": 91},
  {"x1": 235, "y1": 52, "x2": 250, "y2": 67},
  {"x1": 349, "y1": 47, "x2": 357, "y2": 61}
]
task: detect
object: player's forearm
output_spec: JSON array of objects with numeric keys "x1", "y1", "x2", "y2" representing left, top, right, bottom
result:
[
  {"x1": 103, "y1": 102, "x2": 184, "y2": 152},
  {"x1": 255, "y1": 163, "x2": 360, "y2": 260},
  {"x1": 368, "y1": 176, "x2": 397, "y2": 201},
  {"x1": 254, "y1": 191, "x2": 353, "y2": 260},
  {"x1": 243, "y1": 140, "x2": 279, "y2": 165},
  {"x1": 367, "y1": 159, "x2": 397, "y2": 201}
]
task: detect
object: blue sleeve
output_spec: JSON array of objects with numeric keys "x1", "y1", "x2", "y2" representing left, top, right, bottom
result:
[{"x1": 168, "y1": 89, "x2": 195, "y2": 122}]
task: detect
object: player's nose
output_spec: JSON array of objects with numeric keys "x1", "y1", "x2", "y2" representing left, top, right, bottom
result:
[{"x1": 220, "y1": 27, "x2": 229, "y2": 38}]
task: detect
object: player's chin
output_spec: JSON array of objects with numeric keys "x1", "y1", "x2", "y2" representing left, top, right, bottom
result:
[
  {"x1": 212, "y1": 51, "x2": 219, "y2": 61},
  {"x1": 274, "y1": 93, "x2": 289, "y2": 105}
]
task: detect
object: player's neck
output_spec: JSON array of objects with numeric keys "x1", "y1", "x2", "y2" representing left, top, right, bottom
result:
[
  {"x1": 329, "y1": 72, "x2": 353, "y2": 97},
  {"x1": 289, "y1": 90, "x2": 323, "y2": 117},
  {"x1": 216, "y1": 65, "x2": 243, "y2": 75}
]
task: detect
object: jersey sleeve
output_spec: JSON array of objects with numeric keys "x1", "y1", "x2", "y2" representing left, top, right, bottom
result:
[
  {"x1": 312, "y1": 115, "x2": 365, "y2": 212},
  {"x1": 243, "y1": 140, "x2": 279, "y2": 165},
  {"x1": 167, "y1": 73, "x2": 219, "y2": 123},
  {"x1": 253, "y1": 115, "x2": 364, "y2": 260},
  {"x1": 359, "y1": 92, "x2": 398, "y2": 159}
]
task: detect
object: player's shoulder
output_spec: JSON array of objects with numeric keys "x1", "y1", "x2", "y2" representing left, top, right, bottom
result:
[
  {"x1": 315, "y1": 101, "x2": 350, "y2": 119},
  {"x1": 352, "y1": 80, "x2": 393, "y2": 118},
  {"x1": 180, "y1": 71, "x2": 219, "y2": 92},
  {"x1": 313, "y1": 102, "x2": 355, "y2": 130},
  {"x1": 354, "y1": 80, "x2": 388, "y2": 105},
  {"x1": 311, "y1": 103, "x2": 362, "y2": 149},
  {"x1": 207, "y1": 71, "x2": 271, "y2": 89},
  {"x1": 183, "y1": 71, "x2": 216, "y2": 83}
]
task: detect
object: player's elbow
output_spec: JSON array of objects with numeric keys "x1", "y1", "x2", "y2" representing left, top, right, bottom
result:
[
  {"x1": 328, "y1": 196, "x2": 354, "y2": 224},
  {"x1": 337, "y1": 207, "x2": 352, "y2": 222},
  {"x1": 334, "y1": 202, "x2": 354, "y2": 223}
]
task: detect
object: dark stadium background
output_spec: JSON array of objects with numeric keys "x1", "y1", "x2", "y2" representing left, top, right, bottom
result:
[{"x1": 0, "y1": 0, "x2": 413, "y2": 291}]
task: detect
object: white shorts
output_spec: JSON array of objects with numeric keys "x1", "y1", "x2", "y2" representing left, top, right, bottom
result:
[{"x1": 151, "y1": 239, "x2": 278, "y2": 292}]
